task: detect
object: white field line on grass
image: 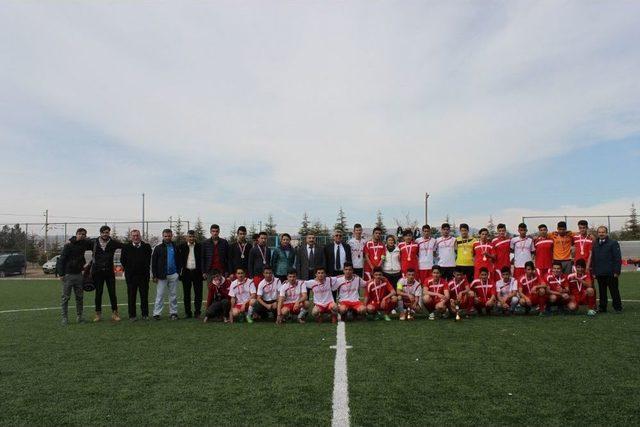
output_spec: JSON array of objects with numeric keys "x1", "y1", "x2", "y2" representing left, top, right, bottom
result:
[
  {"x1": 0, "y1": 302, "x2": 185, "y2": 314},
  {"x1": 3, "y1": 300, "x2": 640, "y2": 315},
  {"x1": 330, "y1": 321, "x2": 352, "y2": 427}
]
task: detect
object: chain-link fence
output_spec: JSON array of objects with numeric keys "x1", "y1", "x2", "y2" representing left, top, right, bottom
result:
[{"x1": 521, "y1": 215, "x2": 628, "y2": 234}]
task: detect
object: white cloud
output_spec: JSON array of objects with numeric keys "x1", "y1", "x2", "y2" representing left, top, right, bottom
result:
[{"x1": 1, "y1": 1, "x2": 639, "y2": 228}]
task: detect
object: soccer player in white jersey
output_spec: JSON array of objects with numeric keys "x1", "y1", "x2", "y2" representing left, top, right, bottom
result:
[
  {"x1": 495, "y1": 267, "x2": 519, "y2": 314},
  {"x1": 416, "y1": 224, "x2": 436, "y2": 284},
  {"x1": 396, "y1": 268, "x2": 422, "y2": 320},
  {"x1": 348, "y1": 224, "x2": 366, "y2": 278},
  {"x1": 277, "y1": 269, "x2": 309, "y2": 324},
  {"x1": 228, "y1": 267, "x2": 257, "y2": 324},
  {"x1": 333, "y1": 263, "x2": 366, "y2": 319},
  {"x1": 253, "y1": 266, "x2": 281, "y2": 321},
  {"x1": 435, "y1": 223, "x2": 456, "y2": 281},
  {"x1": 305, "y1": 267, "x2": 338, "y2": 323},
  {"x1": 510, "y1": 223, "x2": 535, "y2": 280}
]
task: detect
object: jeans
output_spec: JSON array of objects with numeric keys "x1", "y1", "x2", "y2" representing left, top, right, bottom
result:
[
  {"x1": 153, "y1": 273, "x2": 179, "y2": 316},
  {"x1": 61, "y1": 274, "x2": 83, "y2": 318}
]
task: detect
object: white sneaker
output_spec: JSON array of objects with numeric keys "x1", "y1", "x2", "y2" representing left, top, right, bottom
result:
[
  {"x1": 587, "y1": 309, "x2": 597, "y2": 316},
  {"x1": 428, "y1": 312, "x2": 435, "y2": 321}
]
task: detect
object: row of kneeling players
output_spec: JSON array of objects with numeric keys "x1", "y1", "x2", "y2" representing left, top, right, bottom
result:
[{"x1": 202, "y1": 258, "x2": 597, "y2": 324}]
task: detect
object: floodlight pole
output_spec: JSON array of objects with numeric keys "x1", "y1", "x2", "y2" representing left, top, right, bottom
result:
[{"x1": 424, "y1": 193, "x2": 430, "y2": 226}]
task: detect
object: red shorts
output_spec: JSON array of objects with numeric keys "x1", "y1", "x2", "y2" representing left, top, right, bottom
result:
[
  {"x1": 536, "y1": 268, "x2": 550, "y2": 278},
  {"x1": 282, "y1": 302, "x2": 301, "y2": 314},
  {"x1": 340, "y1": 300, "x2": 364, "y2": 311},
  {"x1": 570, "y1": 292, "x2": 589, "y2": 305},
  {"x1": 513, "y1": 267, "x2": 526, "y2": 280},
  {"x1": 424, "y1": 296, "x2": 445, "y2": 311},
  {"x1": 417, "y1": 269, "x2": 432, "y2": 283},
  {"x1": 314, "y1": 302, "x2": 335, "y2": 313},
  {"x1": 402, "y1": 296, "x2": 419, "y2": 306},
  {"x1": 234, "y1": 302, "x2": 250, "y2": 312},
  {"x1": 367, "y1": 299, "x2": 395, "y2": 312}
]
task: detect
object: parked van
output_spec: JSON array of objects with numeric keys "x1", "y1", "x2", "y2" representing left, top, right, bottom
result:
[{"x1": 0, "y1": 253, "x2": 27, "y2": 277}]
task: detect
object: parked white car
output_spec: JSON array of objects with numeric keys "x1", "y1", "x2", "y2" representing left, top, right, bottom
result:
[{"x1": 42, "y1": 255, "x2": 60, "y2": 274}]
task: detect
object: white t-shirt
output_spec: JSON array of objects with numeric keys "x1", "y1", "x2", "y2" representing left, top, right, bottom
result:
[
  {"x1": 279, "y1": 280, "x2": 307, "y2": 304},
  {"x1": 228, "y1": 279, "x2": 256, "y2": 305},
  {"x1": 510, "y1": 236, "x2": 535, "y2": 268},
  {"x1": 347, "y1": 237, "x2": 366, "y2": 269},
  {"x1": 305, "y1": 277, "x2": 336, "y2": 307},
  {"x1": 435, "y1": 236, "x2": 456, "y2": 267},
  {"x1": 496, "y1": 278, "x2": 518, "y2": 298},
  {"x1": 416, "y1": 237, "x2": 436, "y2": 270},
  {"x1": 332, "y1": 275, "x2": 365, "y2": 302},
  {"x1": 396, "y1": 277, "x2": 422, "y2": 298},
  {"x1": 256, "y1": 277, "x2": 281, "y2": 301}
]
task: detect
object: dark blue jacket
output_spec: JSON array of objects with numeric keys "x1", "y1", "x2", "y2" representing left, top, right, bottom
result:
[
  {"x1": 591, "y1": 237, "x2": 622, "y2": 276},
  {"x1": 201, "y1": 238, "x2": 230, "y2": 274}
]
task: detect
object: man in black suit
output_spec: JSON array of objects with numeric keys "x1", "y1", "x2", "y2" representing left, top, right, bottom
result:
[
  {"x1": 324, "y1": 229, "x2": 353, "y2": 277},
  {"x1": 295, "y1": 233, "x2": 325, "y2": 280},
  {"x1": 120, "y1": 229, "x2": 152, "y2": 321},
  {"x1": 178, "y1": 230, "x2": 203, "y2": 318}
]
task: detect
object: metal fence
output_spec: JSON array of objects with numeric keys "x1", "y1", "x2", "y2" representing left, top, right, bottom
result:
[{"x1": 521, "y1": 215, "x2": 628, "y2": 233}]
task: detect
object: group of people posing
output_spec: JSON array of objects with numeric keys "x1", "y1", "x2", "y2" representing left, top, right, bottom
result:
[{"x1": 55, "y1": 220, "x2": 623, "y2": 325}]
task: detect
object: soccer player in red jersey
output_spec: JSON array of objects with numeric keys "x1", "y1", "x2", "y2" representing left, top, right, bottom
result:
[
  {"x1": 447, "y1": 267, "x2": 473, "y2": 317},
  {"x1": 305, "y1": 267, "x2": 338, "y2": 323},
  {"x1": 364, "y1": 267, "x2": 397, "y2": 321},
  {"x1": 492, "y1": 223, "x2": 511, "y2": 279},
  {"x1": 546, "y1": 261, "x2": 571, "y2": 312},
  {"x1": 470, "y1": 267, "x2": 497, "y2": 314},
  {"x1": 398, "y1": 229, "x2": 419, "y2": 275},
  {"x1": 534, "y1": 224, "x2": 554, "y2": 278},
  {"x1": 228, "y1": 267, "x2": 257, "y2": 324},
  {"x1": 517, "y1": 261, "x2": 549, "y2": 314},
  {"x1": 396, "y1": 268, "x2": 422, "y2": 320},
  {"x1": 333, "y1": 263, "x2": 366, "y2": 319},
  {"x1": 567, "y1": 259, "x2": 597, "y2": 316},
  {"x1": 495, "y1": 267, "x2": 519, "y2": 314},
  {"x1": 277, "y1": 269, "x2": 309, "y2": 324},
  {"x1": 573, "y1": 220, "x2": 594, "y2": 273},
  {"x1": 422, "y1": 265, "x2": 449, "y2": 320},
  {"x1": 473, "y1": 228, "x2": 496, "y2": 280},
  {"x1": 364, "y1": 227, "x2": 385, "y2": 280}
]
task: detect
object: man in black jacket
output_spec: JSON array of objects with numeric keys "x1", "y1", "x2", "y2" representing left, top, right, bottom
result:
[
  {"x1": 228, "y1": 226, "x2": 252, "y2": 274},
  {"x1": 201, "y1": 224, "x2": 230, "y2": 280},
  {"x1": 592, "y1": 226, "x2": 623, "y2": 313},
  {"x1": 57, "y1": 228, "x2": 92, "y2": 325},
  {"x1": 324, "y1": 229, "x2": 353, "y2": 276},
  {"x1": 92, "y1": 225, "x2": 124, "y2": 322},
  {"x1": 120, "y1": 229, "x2": 152, "y2": 321},
  {"x1": 177, "y1": 230, "x2": 203, "y2": 318}
]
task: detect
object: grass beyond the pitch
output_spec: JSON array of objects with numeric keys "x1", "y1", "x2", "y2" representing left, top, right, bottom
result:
[{"x1": 1, "y1": 273, "x2": 639, "y2": 426}]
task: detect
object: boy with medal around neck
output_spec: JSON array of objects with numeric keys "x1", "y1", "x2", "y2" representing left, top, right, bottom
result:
[{"x1": 364, "y1": 227, "x2": 385, "y2": 281}]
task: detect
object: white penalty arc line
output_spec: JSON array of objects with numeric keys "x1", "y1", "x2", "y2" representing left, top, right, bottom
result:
[
  {"x1": 330, "y1": 321, "x2": 352, "y2": 427},
  {"x1": 0, "y1": 301, "x2": 186, "y2": 314}
]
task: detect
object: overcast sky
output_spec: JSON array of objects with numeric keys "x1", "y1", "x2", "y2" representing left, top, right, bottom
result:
[{"x1": 2, "y1": 1, "x2": 639, "y2": 235}]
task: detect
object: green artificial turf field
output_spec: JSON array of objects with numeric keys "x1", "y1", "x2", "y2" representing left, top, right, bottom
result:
[{"x1": 1, "y1": 273, "x2": 639, "y2": 426}]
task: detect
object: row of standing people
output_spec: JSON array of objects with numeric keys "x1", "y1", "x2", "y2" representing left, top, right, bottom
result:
[{"x1": 56, "y1": 220, "x2": 622, "y2": 324}]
